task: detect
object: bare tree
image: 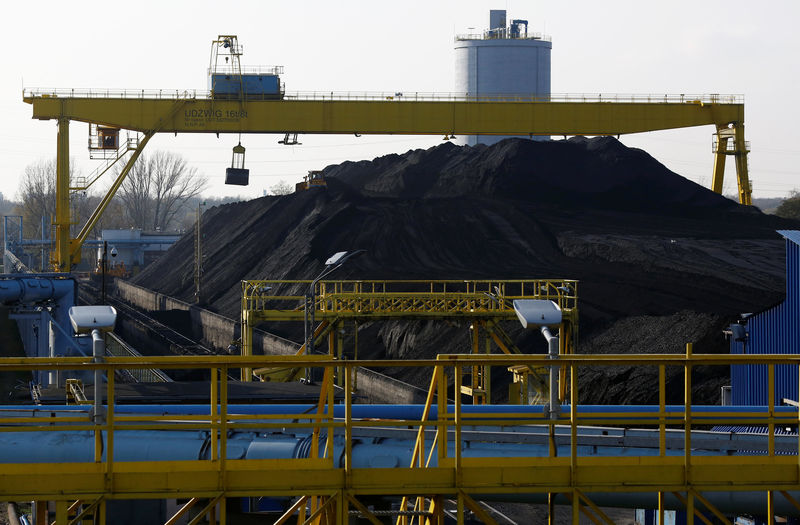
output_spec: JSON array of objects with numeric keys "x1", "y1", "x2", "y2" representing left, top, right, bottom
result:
[
  {"x1": 268, "y1": 180, "x2": 294, "y2": 195},
  {"x1": 116, "y1": 151, "x2": 207, "y2": 231},
  {"x1": 13, "y1": 159, "x2": 112, "y2": 268},
  {"x1": 72, "y1": 192, "x2": 127, "y2": 234},
  {"x1": 116, "y1": 154, "x2": 152, "y2": 229},
  {"x1": 15, "y1": 159, "x2": 60, "y2": 239},
  {"x1": 16, "y1": 159, "x2": 127, "y2": 235}
]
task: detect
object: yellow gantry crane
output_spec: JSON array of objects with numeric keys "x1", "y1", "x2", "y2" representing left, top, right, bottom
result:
[{"x1": 22, "y1": 36, "x2": 750, "y2": 272}]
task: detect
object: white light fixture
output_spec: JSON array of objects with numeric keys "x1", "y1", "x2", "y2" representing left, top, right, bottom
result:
[
  {"x1": 512, "y1": 299, "x2": 563, "y2": 420},
  {"x1": 68, "y1": 305, "x2": 117, "y2": 425},
  {"x1": 513, "y1": 299, "x2": 562, "y2": 329},
  {"x1": 68, "y1": 306, "x2": 117, "y2": 334}
]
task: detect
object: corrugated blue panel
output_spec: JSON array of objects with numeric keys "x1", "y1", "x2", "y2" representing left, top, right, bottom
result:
[
  {"x1": 732, "y1": 303, "x2": 783, "y2": 405},
  {"x1": 778, "y1": 230, "x2": 800, "y2": 247},
  {"x1": 211, "y1": 74, "x2": 281, "y2": 97},
  {"x1": 731, "y1": 233, "x2": 800, "y2": 405}
]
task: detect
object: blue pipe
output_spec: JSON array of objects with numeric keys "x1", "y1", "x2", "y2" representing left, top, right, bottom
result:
[
  {"x1": 0, "y1": 425, "x2": 771, "y2": 464},
  {"x1": 0, "y1": 425, "x2": 795, "y2": 514},
  {"x1": 0, "y1": 276, "x2": 78, "y2": 386},
  {"x1": 0, "y1": 403, "x2": 796, "y2": 514},
  {"x1": 0, "y1": 276, "x2": 73, "y2": 303},
  {"x1": 0, "y1": 403, "x2": 792, "y2": 420}
]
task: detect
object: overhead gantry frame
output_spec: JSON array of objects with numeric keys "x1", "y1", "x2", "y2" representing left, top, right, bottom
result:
[
  {"x1": 239, "y1": 278, "x2": 579, "y2": 406},
  {"x1": 24, "y1": 91, "x2": 749, "y2": 272}
]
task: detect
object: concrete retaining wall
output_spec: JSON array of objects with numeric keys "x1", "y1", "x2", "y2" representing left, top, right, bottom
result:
[
  {"x1": 114, "y1": 281, "x2": 298, "y2": 356},
  {"x1": 113, "y1": 281, "x2": 427, "y2": 403},
  {"x1": 355, "y1": 368, "x2": 428, "y2": 404}
]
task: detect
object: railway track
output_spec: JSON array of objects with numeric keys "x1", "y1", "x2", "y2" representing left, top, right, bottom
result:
[{"x1": 77, "y1": 277, "x2": 217, "y2": 357}]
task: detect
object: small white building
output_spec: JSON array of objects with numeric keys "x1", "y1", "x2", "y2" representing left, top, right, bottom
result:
[{"x1": 96, "y1": 229, "x2": 180, "y2": 274}]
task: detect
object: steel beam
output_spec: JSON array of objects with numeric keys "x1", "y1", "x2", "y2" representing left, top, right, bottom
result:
[{"x1": 25, "y1": 96, "x2": 744, "y2": 137}]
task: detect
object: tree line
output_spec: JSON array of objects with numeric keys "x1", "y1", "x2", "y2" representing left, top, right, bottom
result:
[
  {"x1": 16, "y1": 151, "x2": 208, "y2": 241},
  {"x1": 6, "y1": 151, "x2": 215, "y2": 270},
  {"x1": 7, "y1": 149, "x2": 306, "y2": 271}
]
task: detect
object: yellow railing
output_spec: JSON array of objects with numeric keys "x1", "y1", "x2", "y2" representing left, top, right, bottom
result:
[
  {"x1": 241, "y1": 279, "x2": 578, "y2": 318},
  {"x1": 0, "y1": 351, "x2": 798, "y2": 524},
  {"x1": 240, "y1": 279, "x2": 579, "y2": 391},
  {"x1": 22, "y1": 88, "x2": 744, "y2": 105}
]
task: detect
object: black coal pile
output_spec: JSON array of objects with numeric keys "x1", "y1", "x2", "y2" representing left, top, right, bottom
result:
[{"x1": 133, "y1": 137, "x2": 797, "y2": 403}]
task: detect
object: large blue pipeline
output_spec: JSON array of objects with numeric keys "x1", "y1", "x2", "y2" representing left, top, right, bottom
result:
[
  {"x1": 0, "y1": 402, "x2": 794, "y2": 421},
  {"x1": 0, "y1": 276, "x2": 74, "y2": 303},
  {"x1": 0, "y1": 403, "x2": 797, "y2": 514},
  {"x1": 0, "y1": 275, "x2": 84, "y2": 386}
]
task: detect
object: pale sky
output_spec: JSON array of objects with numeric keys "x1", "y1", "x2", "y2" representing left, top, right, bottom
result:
[{"x1": 2, "y1": 0, "x2": 798, "y2": 203}]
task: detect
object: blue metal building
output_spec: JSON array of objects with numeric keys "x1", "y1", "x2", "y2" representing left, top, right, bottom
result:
[
  {"x1": 209, "y1": 72, "x2": 282, "y2": 99},
  {"x1": 730, "y1": 230, "x2": 800, "y2": 405}
]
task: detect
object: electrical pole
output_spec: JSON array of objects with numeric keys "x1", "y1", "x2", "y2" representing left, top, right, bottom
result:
[{"x1": 194, "y1": 202, "x2": 205, "y2": 303}]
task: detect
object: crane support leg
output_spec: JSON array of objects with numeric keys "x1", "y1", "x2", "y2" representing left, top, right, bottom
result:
[
  {"x1": 53, "y1": 117, "x2": 71, "y2": 272},
  {"x1": 711, "y1": 128, "x2": 728, "y2": 195},
  {"x1": 734, "y1": 124, "x2": 752, "y2": 206},
  {"x1": 711, "y1": 124, "x2": 751, "y2": 205}
]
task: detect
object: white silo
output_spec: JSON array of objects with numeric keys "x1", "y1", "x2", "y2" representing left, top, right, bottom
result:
[{"x1": 455, "y1": 10, "x2": 552, "y2": 146}]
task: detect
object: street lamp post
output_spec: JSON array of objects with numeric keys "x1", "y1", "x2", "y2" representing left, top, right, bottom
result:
[
  {"x1": 101, "y1": 241, "x2": 107, "y2": 304},
  {"x1": 101, "y1": 242, "x2": 118, "y2": 305},
  {"x1": 241, "y1": 283, "x2": 271, "y2": 381},
  {"x1": 304, "y1": 250, "x2": 364, "y2": 383},
  {"x1": 512, "y1": 299, "x2": 563, "y2": 415},
  {"x1": 68, "y1": 305, "x2": 117, "y2": 424}
]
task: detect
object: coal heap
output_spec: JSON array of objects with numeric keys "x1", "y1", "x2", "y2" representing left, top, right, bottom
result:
[{"x1": 133, "y1": 137, "x2": 796, "y2": 403}]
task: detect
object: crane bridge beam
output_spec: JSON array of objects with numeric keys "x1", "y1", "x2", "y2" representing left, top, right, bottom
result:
[{"x1": 25, "y1": 95, "x2": 744, "y2": 136}]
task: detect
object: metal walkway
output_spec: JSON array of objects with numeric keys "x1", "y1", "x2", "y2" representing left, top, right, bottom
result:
[
  {"x1": 1, "y1": 350, "x2": 799, "y2": 524},
  {"x1": 240, "y1": 279, "x2": 578, "y2": 400}
]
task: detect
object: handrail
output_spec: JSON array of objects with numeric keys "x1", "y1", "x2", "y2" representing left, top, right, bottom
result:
[
  {"x1": 0, "y1": 352, "x2": 797, "y2": 420},
  {"x1": 22, "y1": 88, "x2": 744, "y2": 105},
  {"x1": 3, "y1": 351, "x2": 800, "y2": 369},
  {"x1": 207, "y1": 65, "x2": 284, "y2": 76},
  {"x1": 0, "y1": 351, "x2": 797, "y2": 513},
  {"x1": 455, "y1": 31, "x2": 552, "y2": 42},
  {"x1": 242, "y1": 279, "x2": 579, "y2": 314},
  {"x1": 71, "y1": 137, "x2": 138, "y2": 192}
]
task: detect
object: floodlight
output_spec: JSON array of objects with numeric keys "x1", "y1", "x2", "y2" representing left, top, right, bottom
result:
[
  {"x1": 69, "y1": 306, "x2": 117, "y2": 334},
  {"x1": 324, "y1": 249, "x2": 364, "y2": 267},
  {"x1": 513, "y1": 299, "x2": 562, "y2": 329},
  {"x1": 324, "y1": 251, "x2": 349, "y2": 266}
]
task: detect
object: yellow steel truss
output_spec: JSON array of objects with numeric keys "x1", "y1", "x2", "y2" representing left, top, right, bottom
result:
[
  {"x1": 1, "y1": 351, "x2": 799, "y2": 524},
  {"x1": 241, "y1": 279, "x2": 578, "y2": 398},
  {"x1": 242, "y1": 279, "x2": 578, "y2": 320},
  {"x1": 23, "y1": 90, "x2": 749, "y2": 272}
]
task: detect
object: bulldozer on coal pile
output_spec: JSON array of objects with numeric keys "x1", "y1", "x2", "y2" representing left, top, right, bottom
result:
[{"x1": 295, "y1": 170, "x2": 326, "y2": 192}]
